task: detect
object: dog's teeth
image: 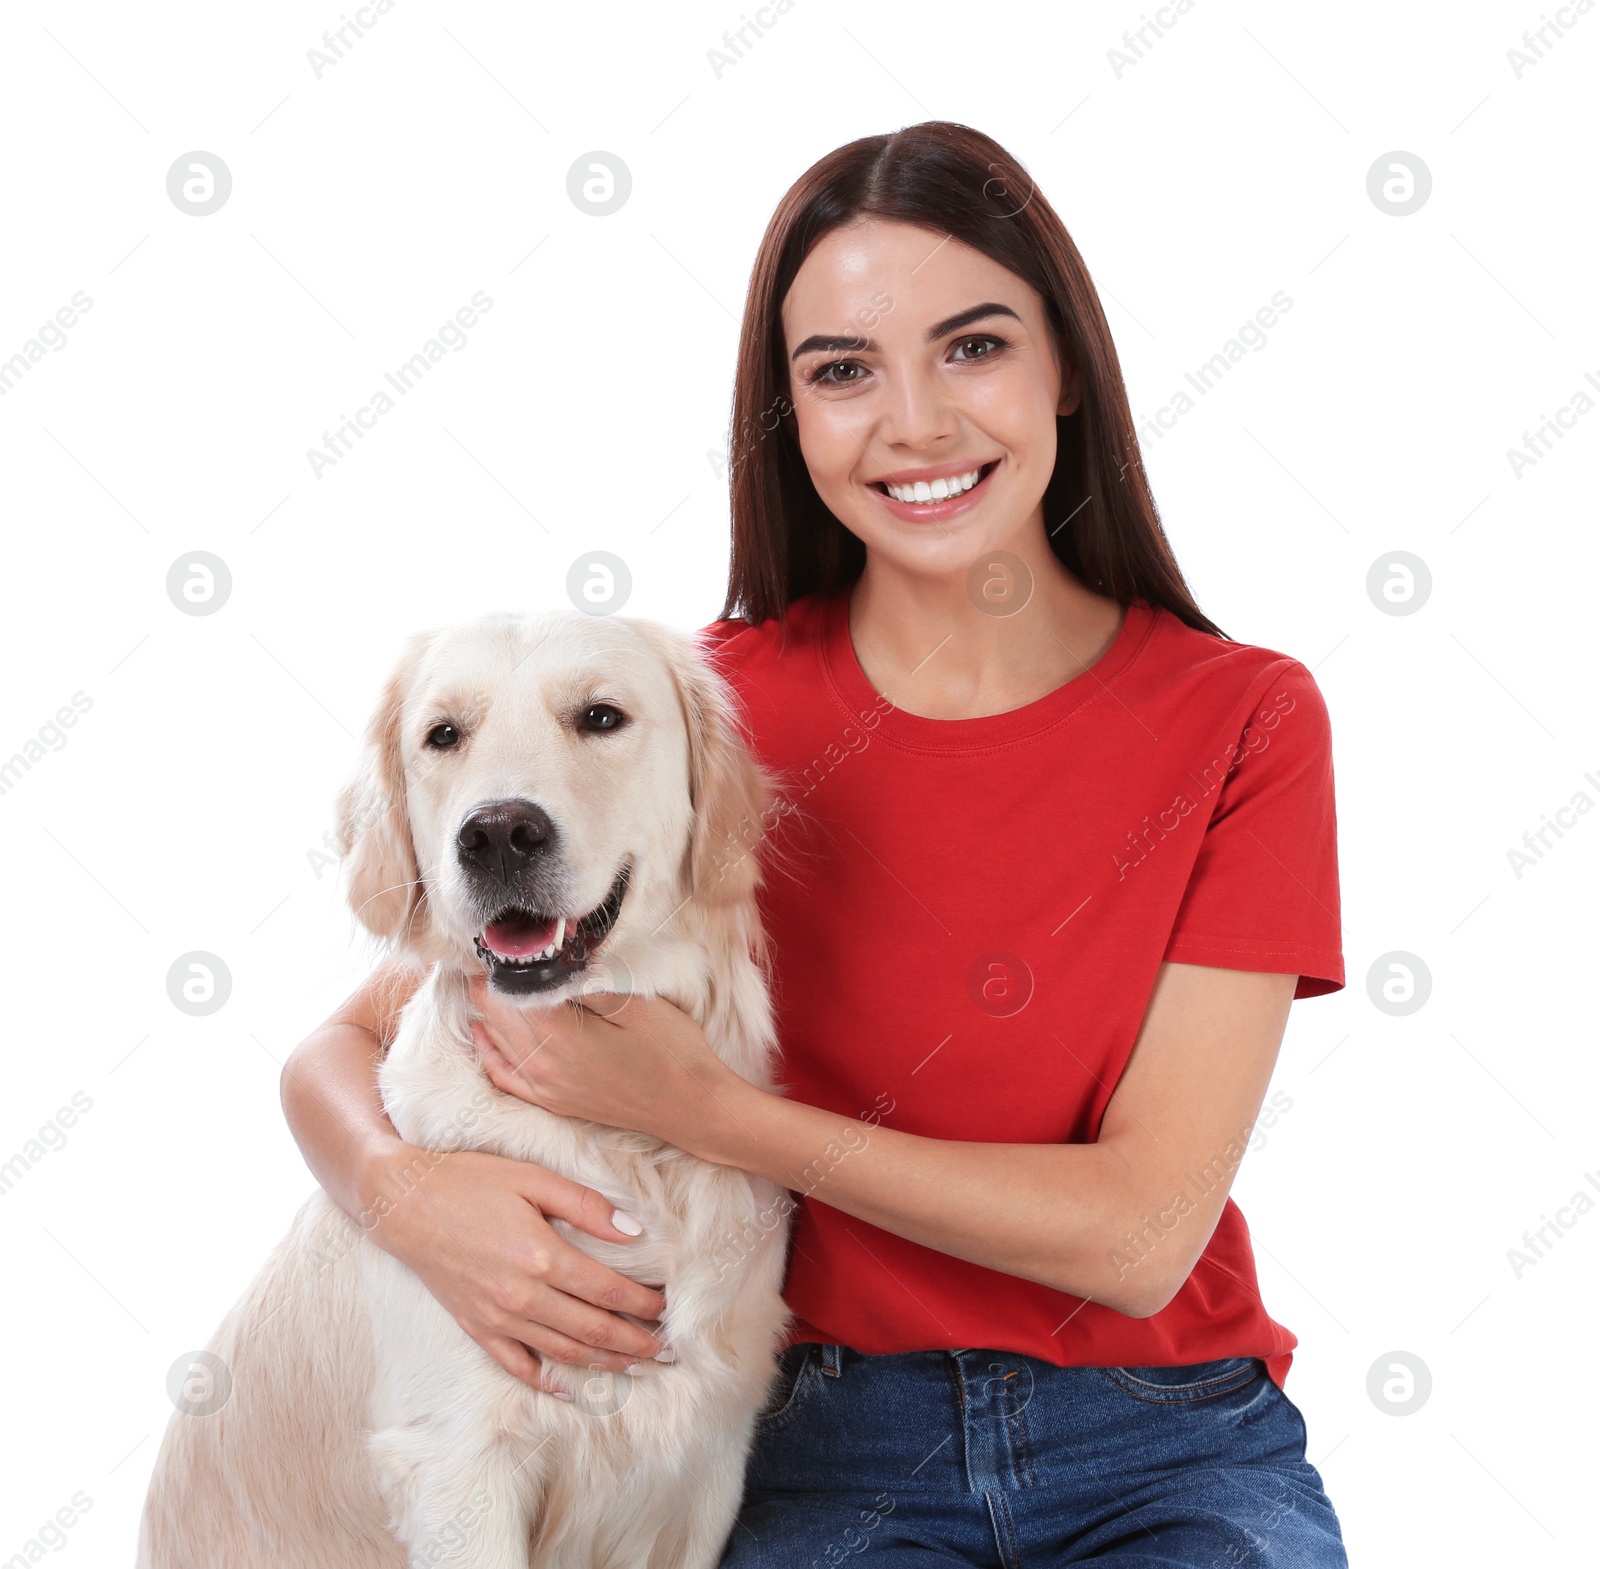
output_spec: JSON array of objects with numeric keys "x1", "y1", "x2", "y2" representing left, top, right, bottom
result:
[{"x1": 477, "y1": 913, "x2": 588, "y2": 968}]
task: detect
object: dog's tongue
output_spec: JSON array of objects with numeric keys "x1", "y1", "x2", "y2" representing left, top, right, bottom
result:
[{"x1": 483, "y1": 913, "x2": 559, "y2": 958}]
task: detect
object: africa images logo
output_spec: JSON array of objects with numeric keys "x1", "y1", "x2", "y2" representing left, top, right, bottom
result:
[
  {"x1": 1112, "y1": 686, "x2": 1298, "y2": 880},
  {"x1": 305, "y1": 292, "x2": 495, "y2": 478}
]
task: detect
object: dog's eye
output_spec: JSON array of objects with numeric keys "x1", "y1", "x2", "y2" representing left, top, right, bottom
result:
[
  {"x1": 426, "y1": 722, "x2": 461, "y2": 749},
  {"x1": 579, "y1": 704, "x2": 627, "y2": 733}
]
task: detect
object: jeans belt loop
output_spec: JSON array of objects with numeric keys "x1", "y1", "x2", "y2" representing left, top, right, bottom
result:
[{"x1": 820, "y1": 1343, "x2": 844, "y2": 1376}]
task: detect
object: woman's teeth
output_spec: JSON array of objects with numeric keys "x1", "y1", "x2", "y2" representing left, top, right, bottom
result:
[{"x1": 883, "y1": 466, "x2": 984, "y2": 504}]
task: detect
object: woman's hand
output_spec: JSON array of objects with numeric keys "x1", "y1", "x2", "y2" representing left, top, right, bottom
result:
[
  {"x1": 361, "y1": 1138, "x2": 672, "y2": 1395},
  {"x1": 465, "y1": 975, "x2": 745, "y2": 1156}
]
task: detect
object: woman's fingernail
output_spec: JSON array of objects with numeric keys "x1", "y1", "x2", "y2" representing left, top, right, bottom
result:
[
  {"x1": 623, "y1": 1361, "x2": 647, "y2": 1377},
  {"x1": 548, "y1": 1388, "x2": 574, "y2": 1401},
  {"x1": 654, "y1": 1346, "x2": 678, "y2": 1364},
  {"x1": 612, "y1": 1209, "x2": 644, "y2": 1235}
]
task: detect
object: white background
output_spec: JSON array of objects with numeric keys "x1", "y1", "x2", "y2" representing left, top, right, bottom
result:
[{"x1": 1, "y1": 0, "x2": 1595, "y2": 1562}]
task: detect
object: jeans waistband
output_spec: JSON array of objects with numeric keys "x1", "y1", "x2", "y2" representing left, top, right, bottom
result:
[
  {"x1": 806, "y1": 1342, "x2": 1003, "y2": 1377},
  {"x1": 797, "y1": 1342, "x2": 1039, "y2": 1490}
]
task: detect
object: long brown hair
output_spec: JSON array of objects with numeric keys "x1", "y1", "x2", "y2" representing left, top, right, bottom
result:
[{"x1": 719, "y1": 120, "x2": 1226, "y2": 640}]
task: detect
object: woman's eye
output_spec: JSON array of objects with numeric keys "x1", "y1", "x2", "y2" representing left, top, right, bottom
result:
[
  {"x1": 580, "y1": 704, "x2": 627, "y2": 733},
  {"x1": 808, "y1": 359, "x2": 865, "y2": 388},
  {"x1": 951, "y1": 333, "x2": 1005, "y2": 362},
  {"x1": 426, "y1": 722, "x2": 460, "y2": 749}
]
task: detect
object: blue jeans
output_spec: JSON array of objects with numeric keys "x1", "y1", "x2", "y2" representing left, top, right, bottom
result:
[{"x1": 718, "y1": 1343, "x2": 1348, "y2": 1567}]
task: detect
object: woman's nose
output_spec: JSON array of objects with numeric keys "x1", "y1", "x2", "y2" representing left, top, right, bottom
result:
[{"x1": 875, "y1": 362, "x2": 962, "y2": 451}]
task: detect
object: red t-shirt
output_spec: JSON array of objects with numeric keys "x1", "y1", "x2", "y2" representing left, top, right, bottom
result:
[{"x1": 698, "y1": 586, "x2": 1344, "y2": 1391}]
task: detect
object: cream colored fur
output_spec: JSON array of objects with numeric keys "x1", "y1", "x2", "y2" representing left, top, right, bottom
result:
[{"x1": 138, "y1": 611, "x2": 793, "y2": 1568}]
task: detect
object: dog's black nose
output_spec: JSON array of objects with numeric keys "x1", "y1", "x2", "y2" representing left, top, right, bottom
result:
[{"x1": 457, "y1": 799, "x2": 556, "y2": 883}]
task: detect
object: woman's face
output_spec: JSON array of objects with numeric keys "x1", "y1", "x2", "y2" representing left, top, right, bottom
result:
[{"x1": 780, "y1": 216, "x2": 1079, "y2": 584}]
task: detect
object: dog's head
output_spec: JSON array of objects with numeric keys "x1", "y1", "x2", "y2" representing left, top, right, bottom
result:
[{"x1": 333, "y1": 611, "x2": 771, "y2": 1003}]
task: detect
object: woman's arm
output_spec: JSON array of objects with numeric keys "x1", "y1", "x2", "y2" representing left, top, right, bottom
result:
[
  {"x1": 471, "y1": 962, "x2": 1298, "y2": 1320},
  {"x1": 277, "y1": 955, "x2": 424, "y2": 1223},
  {"x1": 279, "y1": 956, "x2": 672, "y2": 1389},
  {"x1": 707, "y1": 961, "x2": 1296, "y2": 1317}
]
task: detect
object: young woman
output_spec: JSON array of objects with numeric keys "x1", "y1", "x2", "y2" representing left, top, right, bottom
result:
[{"x1": 283, "y1": 122, "x2": 1350, "y2": 1566}]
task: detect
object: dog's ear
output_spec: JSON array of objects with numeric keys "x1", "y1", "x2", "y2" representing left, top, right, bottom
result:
[
  {"x1": 634, "y1": 621, "x2": 774, "y2": 908},
  {"x1": 334, "y1": 630, "x2": 435, "y2": 944}
]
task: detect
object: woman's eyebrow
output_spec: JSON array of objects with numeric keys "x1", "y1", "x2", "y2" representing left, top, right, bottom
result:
[{"x1": 789, "y1": 302, "x2": 1022, "y2": 362}]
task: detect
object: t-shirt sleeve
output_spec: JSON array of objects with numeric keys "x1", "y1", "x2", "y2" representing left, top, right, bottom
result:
[{"x1": 1162, "y1": 659, "x2": 1345, "y2": 998}]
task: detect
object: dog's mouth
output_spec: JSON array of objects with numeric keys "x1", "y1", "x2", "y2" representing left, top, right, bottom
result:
[{"x1": 471, "y1": 863, "x2": 632, "y2": 995}]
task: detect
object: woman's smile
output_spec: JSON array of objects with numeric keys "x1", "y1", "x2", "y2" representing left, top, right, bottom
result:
[{"x1": 867, "y1": 458, "x2": 1002, "y2": 522}]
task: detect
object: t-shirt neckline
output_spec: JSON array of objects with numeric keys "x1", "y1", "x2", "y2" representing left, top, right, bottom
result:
[{"x1": 820, "y1": 585, "x2": 1156, "y2": 752}]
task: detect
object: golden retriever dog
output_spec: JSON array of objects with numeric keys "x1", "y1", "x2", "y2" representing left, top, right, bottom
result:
[{"x1": 138, "y1": 611, "x2": 794, "y2": 1568}]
